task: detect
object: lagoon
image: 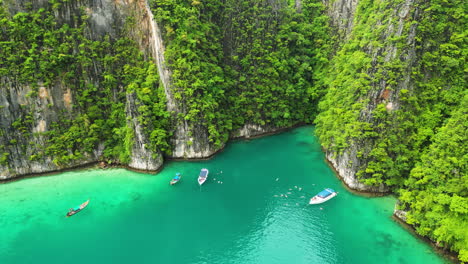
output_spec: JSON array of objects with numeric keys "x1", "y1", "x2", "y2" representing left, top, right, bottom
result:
[{"x1": 0, "y1": 127, "x2": 448, "y2": 263}]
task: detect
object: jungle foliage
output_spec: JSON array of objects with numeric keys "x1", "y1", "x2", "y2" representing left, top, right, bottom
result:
[
  {"x1": 0, "y1": 0, "x2": 466, "y2": 260},
  {"x1": 315, "y1": 0, "x2": 467, "y2": 259},
  {"x1": 0, "y1": 0, "x2": 170, "y2": 165},
  {"x1": 151, "y1": 0, "x2": 330, "y2": 146}
]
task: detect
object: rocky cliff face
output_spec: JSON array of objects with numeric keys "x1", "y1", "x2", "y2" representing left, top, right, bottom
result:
[
  {"x1": 125, "y1": 92, "x2": 163, "y2": 170},
  {"x1": 326, "y1": 147, "x2": 389, "y2": 193},
  {"x1": 322, "y1": 0, "x2": 358, "y2": 40},
  {"x1": 231, "y1": 123, "x2": 285, "y2": 139},
  {"x1": 318, "y1": 0, "x2": 467, "y2": 258},
  {"x1": 0, "y1": 0, "x2": 164, "y2": 179},
  {"x1": 0, "y1": 77, "x2": 101, "y2": 180},
  {"x1": 0, "y1": 0, "x2": 419, "y2": 185},
  {"x1": 1, "y1": 0, "x2": 293, "y2": 179},
  {"x1": 317, "y1": 0, "x2": 420, "y2": 192},
  {"x1": 145, "y1": 0, "x2": 224, "y2": 159}
]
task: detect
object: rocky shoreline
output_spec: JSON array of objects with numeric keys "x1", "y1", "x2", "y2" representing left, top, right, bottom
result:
[
  {"x1": 393, "y1": 209, "x2": 460, "y2": 264},
  {"x1": 0, "y1": 125, "x2": 460, "y2": 263}
]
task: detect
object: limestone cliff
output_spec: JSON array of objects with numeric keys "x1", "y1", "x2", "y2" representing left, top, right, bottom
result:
[
  {"x1": 0, "y1": 0, "x2": 164, "y2": 179},
  {"x1": 0, "y1": 77, "x2": 101, "y2": 180},
  {"x1": 322, "y1": 0, "x2": 358, "y2": 40},
  {"x1": 125, "y1": 92, "x2": 163, "y2": 170},
  {"x1": 1, "y1": 0, "x2": 306, "y2": 179},
  {"x1": 317, "y1": 0, "x2": 420, "y2": 192},
  {"x1": 1, "y1": 0, "x2": 465, "y2": 260}
]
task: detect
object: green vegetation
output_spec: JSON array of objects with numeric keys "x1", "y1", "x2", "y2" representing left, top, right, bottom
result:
[
  {"x1": 399, "y1": 93, "x2": 468, "y2": 260},
  {"x1": 151, "y1": 0, "x2": 330, "y2": 145},
  {"x1": 152, "y1": 0, "x2": 230, "y2": 146},
  {"x1": 0, "y1": 0, "x2": 170, "y2": 166},
  {"x1": 0, "y1": 0, "x2": 466, "y2": 260},
  {"x1": 315, "y1": 0, "x2": 467, "y2": 259},
  {"x1": 2, "y1": 0, "x2": 330, "y2": 164}
]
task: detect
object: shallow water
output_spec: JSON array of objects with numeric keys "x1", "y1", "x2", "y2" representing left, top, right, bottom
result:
[{"x1": 0, "y1": 126, "x2": 448, "y2": 263}]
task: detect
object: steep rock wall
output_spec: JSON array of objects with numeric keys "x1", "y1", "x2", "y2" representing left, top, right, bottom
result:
[
  {"x1": 126, "y1": 0, "x2": 205, "y2": 162},
  {"x1": 231, "y1": 123, "x2": 288, "y2": 139},
  {"x1": 143, "y1": 0, "x2": 174, "y2": 111},
  {"x1": 149, "y1": 0, "x2": 303, "y2": 159},
  {"x1": 319, "y1": 0, "x2": 467, "y2": 258},
  {"x1": 318, "y1": 0, "x2": 419, "y2": 192},
  {"x1": 326, "y1": 147, "x2": 388, "y2": 192},
  {"x1": 147, "y1": 0, "x2": 223, "y2": 159},
  {"x1": 125, "y1": 92, "x2": 163, "y2": 170},
  {"x1": 1, "y1": 0, "x2": 321, "y2": 179},
  {"x1": 322, "y1": 0, "x2": 358, "y2": 39},
  {"x1": 0, "y1": 0, "x2": 163, "y2": 179},
  {"x1": 0, "y1": 77, "x2": 102, "y2": 179}
]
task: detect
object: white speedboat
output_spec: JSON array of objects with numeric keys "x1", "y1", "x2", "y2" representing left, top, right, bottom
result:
[
  {"x1": 198, "y1": 168, "x2": 209, "y2": 185},
  {"x1": 309, "y1": 188, "x2": 337, "y2": 204}
]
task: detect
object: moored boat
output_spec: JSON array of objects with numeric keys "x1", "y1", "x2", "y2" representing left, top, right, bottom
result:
[
  {"x1": 66, "y1": 199, "x2": 89, "y2": 217},
  {"x1": 198, "y1": 168, "x2": 209, "y2": 185},
  {"x1": 309, "y1": 188, "x2": 337, "y2": 204},
  {"x1": 170, "y1": 173, "x2": 182, "y2": 185}
]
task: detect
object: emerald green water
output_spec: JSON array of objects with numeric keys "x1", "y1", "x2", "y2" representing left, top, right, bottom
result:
[{"x1": 0, "y1": 127, "x2": 448, "y2": 264}]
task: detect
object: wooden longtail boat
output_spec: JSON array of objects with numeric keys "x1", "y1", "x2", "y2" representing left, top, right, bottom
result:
[
  {"x1": 170, "y1": 173, "x2": 182, "y2": 185},
  {"x1": 66, "y1": 199, "x2": 89, "y2": 217}
]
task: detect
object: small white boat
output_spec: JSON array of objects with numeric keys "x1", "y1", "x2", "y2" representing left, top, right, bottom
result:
[
  {"x1": 309, "y1": 188, "x2": 337, "y2": 204},
  {"x1": 198, "y1": 168, "x2": 209, "y2": 185},
  {"x1": 170, "y1": 173, "x2": 181, "y2": 185}
]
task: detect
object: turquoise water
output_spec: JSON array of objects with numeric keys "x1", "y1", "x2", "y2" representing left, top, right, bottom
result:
[{"x1": 0, "y1": 127, "x2": 448, "y2": 264}]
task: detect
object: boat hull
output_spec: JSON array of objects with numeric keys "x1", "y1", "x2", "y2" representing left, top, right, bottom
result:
[
  {"x1": 170, "y1": 180, "x2": 180, "y2": 185},
  {"x1": 309, "y1": 192, "x2": 337, "y2": 204},
  {"x1": 198, "y1": 178, "x2": 207, "y2": 185},
  {"x1": 66, "y1": 209, "x2": 81, "y2": 217},
  {"x1": 198, "y1": 168, "x2": 209, "y2": 185},
  {"x1": 66, "y1": 200, "x2": 89, "y2": 217},
  {"x1": 170, "y1": 177, "x2": 181, "y2": 185}
]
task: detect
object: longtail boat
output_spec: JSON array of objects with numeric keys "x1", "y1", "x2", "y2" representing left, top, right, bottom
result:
[
  {"x1": 66, "y1": 199, "x2": 89, "y2": 217},
  {"x1": 170, "y1": 173, "x2": 182, "y2": 185}
]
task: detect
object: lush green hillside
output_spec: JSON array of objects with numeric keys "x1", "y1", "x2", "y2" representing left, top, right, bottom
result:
[
  {"x1": 0, "y1": 0, "x2": 466, "y2": 260},
  {"x1": 1, "y1": 0, "x2": 330, "y2": 168},
  {"x1": 0, "y1": 1, "x2": 170, "y2": 166},
  {"x1": 151, "y1": 0, "x2": 330, "y2": 145},
  {"x1": 399, "y1": 93, "x2": 467, "y2": 260},
  {"x1": 315, "y1": 0, "x2": 466, "y2": 259}
]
